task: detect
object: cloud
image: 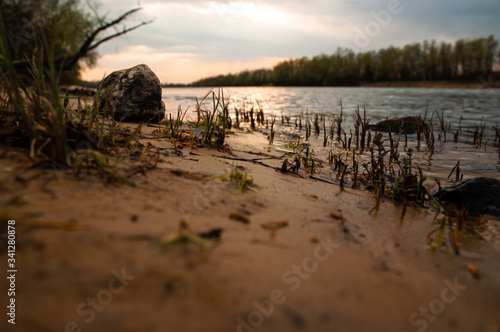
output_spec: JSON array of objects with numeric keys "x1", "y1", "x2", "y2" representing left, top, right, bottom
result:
[
  {"x1": 81, "y1": 0, "x2": 500, "y2": 83},
  {"x1": 81, "y1": 44, "x2": 285, "y2": 83}
]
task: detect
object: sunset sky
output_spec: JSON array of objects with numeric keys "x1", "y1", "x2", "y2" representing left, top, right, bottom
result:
[{"x1": 81, "y1": 0, "x2": 500, "y2": 84}]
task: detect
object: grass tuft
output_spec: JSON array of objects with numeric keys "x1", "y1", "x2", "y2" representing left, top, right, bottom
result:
[
  {"x1": 0, "y1": 15, "x2": 157, "y2": 184},
  {"x1": 219, "y1": 165, "x2": 255, "y2": 194}
]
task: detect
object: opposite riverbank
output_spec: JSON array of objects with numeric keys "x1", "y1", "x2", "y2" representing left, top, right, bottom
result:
[{"x1": 360, "y1": 80, "x2": 498, "y2": 89}]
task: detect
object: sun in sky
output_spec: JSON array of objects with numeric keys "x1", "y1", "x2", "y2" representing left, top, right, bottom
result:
[{"x1": 205, "y1": 2, "x2": 287, "y2": 25}]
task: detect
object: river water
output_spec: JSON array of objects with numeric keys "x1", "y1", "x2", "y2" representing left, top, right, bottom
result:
[{"x1": 162, "y1": 87, "x2": 500, "y2": 185}]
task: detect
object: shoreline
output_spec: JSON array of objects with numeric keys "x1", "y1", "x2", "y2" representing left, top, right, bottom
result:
[
  {"x1": 1, "y1": 126, "x2": 499, "y2": 331},
  {"x1": 69, "y1": 80, "x2": 500, "y2": 90},
  {"x1": 159, "y1": 81, "x2": 499, "y2": 89}
]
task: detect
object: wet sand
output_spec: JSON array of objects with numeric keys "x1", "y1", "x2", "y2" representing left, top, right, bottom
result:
[{"x1": 1, "y1": 126, "x2": 499, "y2": 332}]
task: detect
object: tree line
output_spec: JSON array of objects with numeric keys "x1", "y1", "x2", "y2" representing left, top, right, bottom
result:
[{"x1": 191, "y1": 35, "x2": 499, "y2": 87}]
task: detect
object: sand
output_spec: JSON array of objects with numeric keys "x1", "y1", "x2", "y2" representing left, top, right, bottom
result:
[{"x1": 1, "y1": 125, "x2": 499, "y2": 332}]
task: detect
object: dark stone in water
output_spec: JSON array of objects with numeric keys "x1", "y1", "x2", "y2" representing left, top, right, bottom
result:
[
  {"x1": 438, "y1": 177, "x2": 500, "y2": 217},
  {"x1": 95, "y1": 64, "x2": 165, "y2": 123},
  {"x1": 368, "y1": 116, "x2": 422, "y2": 134}
]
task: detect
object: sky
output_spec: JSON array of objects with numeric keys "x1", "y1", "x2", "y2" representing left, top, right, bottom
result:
[{"x1": 80, "y1": 0, "x2": 500, "y2": 84}]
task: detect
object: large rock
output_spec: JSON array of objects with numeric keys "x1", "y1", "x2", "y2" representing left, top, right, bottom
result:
[
  {"x1": 96, "y1": 64, "x2": 165, "y2": 122},
  {"x1": 438, "y1": 177, "x2": 500, "y2": 217},
  {"x1": 368, "y1": 116, "x2": 423, "y2": 134}
]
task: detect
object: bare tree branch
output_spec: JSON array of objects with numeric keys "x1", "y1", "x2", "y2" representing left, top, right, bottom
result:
[
  {"x1": 59, "y1": 7, "x2": 151, "y2": 70},
  {"x1": 88, "y1": 19, "x2": 153, "y2": 53},
  {"x1": 12, "y1": 7, "x2": 152, "y2": 74}
]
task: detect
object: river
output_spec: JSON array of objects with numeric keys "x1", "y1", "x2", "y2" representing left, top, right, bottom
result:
[{"x1": 162, "y1": 87, "x2": 500, "y2": 184}]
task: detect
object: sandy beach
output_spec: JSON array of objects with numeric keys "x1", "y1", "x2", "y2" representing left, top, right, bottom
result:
[
  {"x1": 2, "y1": 1, "x2": 500, "y2": 331},
  {"x1": 1, "y1": 125, "x2": 500, "y2": 332}
]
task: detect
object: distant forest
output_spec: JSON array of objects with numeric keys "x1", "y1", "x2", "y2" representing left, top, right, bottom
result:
[{"x1": 191, "y1": 35, "x2": 499, "y2": 87}]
